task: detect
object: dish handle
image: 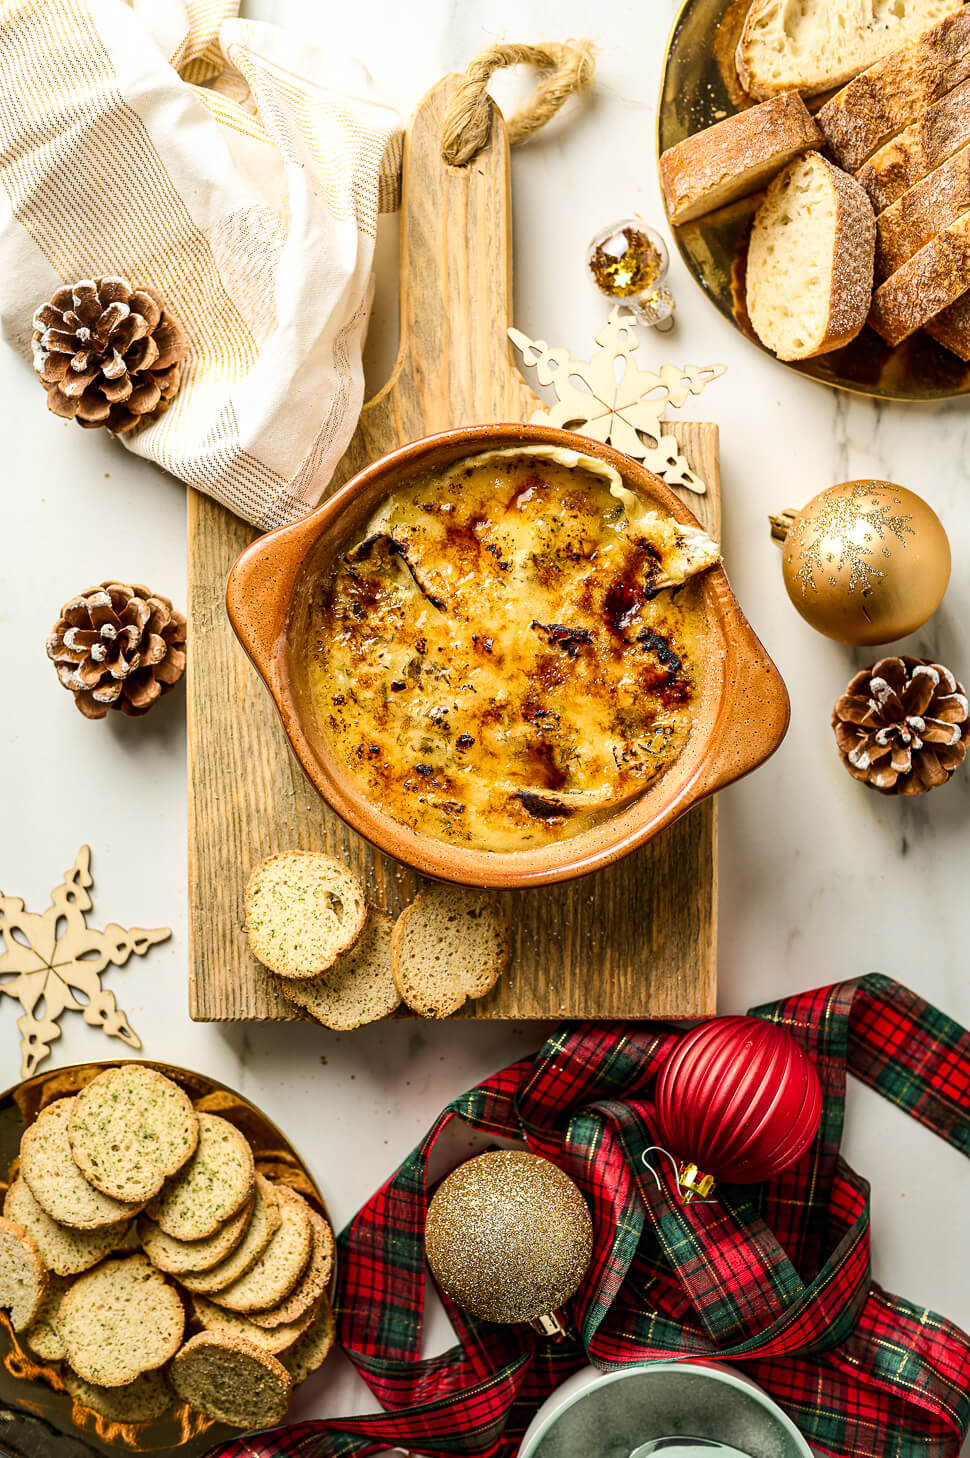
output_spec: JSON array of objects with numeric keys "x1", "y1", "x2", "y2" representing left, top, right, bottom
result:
[
  {"x1": 690, "y1": 612, "x2": 790, "y2": 801},
  {"x1": 226, "y1": 513, "x2": 322, "y2": 689}
]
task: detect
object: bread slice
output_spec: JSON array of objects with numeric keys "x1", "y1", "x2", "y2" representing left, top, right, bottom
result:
[
  {"x1": 659, "y1": 93, "x2": 823, "y2": 225},
  {"x1": 876, "y1": 142, "x2": 970, "y2": 274},
  {"x1": 279, "y1": 1294, "x2": 336, "y2": 1385},
  {"x1": 278, "y1": 910, "x2": 399, "y2": 1030},
  {"x1": 246, "y1": 851, "x2": 367, "y2": 981},
  {"x1": 856, "y1": 76, "x2": 970, "y2": 210},
  {"x1": 925, "y1": 287, "x2": 970, "y2": 354},
  {"x1": 869, "y1": 208, "x2": 970, "y2": 340},
  {"x1": 147, "y1": 1113, "x2": 254, "y2": 1241},
  {"x1": 20, "y1": 1098, "x2": 141, "y2": 1230},
  {"x1": 63, "y1": 1368, "x2": 173, "y2": 1423},
  {"x1": 24, "y1": 1273, "x2": 72, "y2": 1362},
  {"x1": 57, "y1": 1254, "x2": 184, "y2": 1386},
  {"x1": 746, "y1": 153, "x2": 876, "y2": 360},
  {"x1": 4, "y1": 1176, "x2": 131, "y2": 1276},
  {"x1": 191, "y1": 1293, "x2": 317, "y2": 1354},
  {"x1": 179, "y1": 1173, "x2": 281, "y2": 1294},
  {"x1": 391, "y1": 886, "x2": 510, "y2": 1019},
  {"x1": 208, "y1": 1185, "x2": 312, "y2": 1314},
  {"x1": 736, "y1": 0, "x2": 962, "y2": 100},
  {"x1": 139, "y1": 1193, "x2": 253, "y2": 1277},
  {"x1": 247, "y1": 1209, "x2": 333, "y2": 1329},
  {"x1": 68, "y1": 1067, "x2": 199, "y2": 1204},
  {"x1": 0, "y1": 1216, "x2": 47, "y2": 1330},
  {"x1": 818, "y1": 9, "x2": 970, "y2": 170},
  {"x1": 170, "y1": 1331, "x2": 292, "y2": 1429}
]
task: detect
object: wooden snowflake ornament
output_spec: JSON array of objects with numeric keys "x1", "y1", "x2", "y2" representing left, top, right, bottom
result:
[
  {"x1": 0, "y1": 847, "x2": 169, "y2": 1078},
  {"x1": 509, "y1": 306, "x2": 726, "y2": 493}
]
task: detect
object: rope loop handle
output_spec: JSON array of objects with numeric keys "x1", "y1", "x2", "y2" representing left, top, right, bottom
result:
[{"x1": 440, "y1": 39, "x2": 596, "y2": 167}]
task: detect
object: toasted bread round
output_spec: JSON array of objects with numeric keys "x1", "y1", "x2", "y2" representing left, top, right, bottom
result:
[
  {"x1": 191, "y1": 1293, "x2": 317, "y2": 1354},
  {"x1": 57, "y1": 1255, "x2": 185, "y2": 1387},
  {"x1": 170, "y1": 1332, "x2": 292, "y2": 1429},
  {"x1": 245, "y1": 852, "x2": 367, "y2": 980},
  {"x1": 139, "y1": 1193, "x2": 253, "y2": 1277},
  {"x1": 68, "y1": 1067, "x2": 199, "y2": 1204},
  {"x1": 278, "y1": 910, "x2": 399, "y2": 1029},
  {"x1": 4, "y1": 1177, "x2": 131, "y2": 1276},
  {"x1": 24, "y1": 1272, "x2": 72, "y2": 1362},
  {"x1": 64, "y1": 1368, "x2": 173, "y2": 1423},
  {"x1": 20, "y1": 1099, "x2": 141, "y2": 1230},
  {"x1": 0, "y1": 1216, "x2": 47, "y2": 1331},
  {"x1": 208, "y1": 1185, "x2": 312, "y2": 1314},
  {"x1": 279, "y1": 1293, "x2": 336, "y2": 1385},
  {"x1": 179, "y1": 1174, "x2": 281, "y2": 1294},
  {"x1": 147, "y1": 1113, "x2": 254, "y2": 1241},
  {"x1": 391, "y1": 887, "x2": 510, "y2": 1018},
  {"x1": 248, "y1": 1209, "x2": 333, "y2": 1329}
]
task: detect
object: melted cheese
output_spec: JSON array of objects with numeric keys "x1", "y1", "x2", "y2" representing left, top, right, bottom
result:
[{"x1": 308, "y1": 449, "x2": 718, "y2": 852}]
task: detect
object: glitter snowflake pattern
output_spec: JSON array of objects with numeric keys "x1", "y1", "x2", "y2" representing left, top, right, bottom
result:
[
  {"x1": 0, "y1": 847, "x2": 169, "y2": 1077},
  {"x1": 508, "y1": 306, "x2": 726, "y2": 493},
  {"x1": 790, "y1": 481, "x2": 915, "y2": 597}
]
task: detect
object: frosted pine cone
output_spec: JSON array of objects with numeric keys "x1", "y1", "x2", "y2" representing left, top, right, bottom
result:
[
  {"x1": 47, "y1": 583, "x2": 186, "y2": 719},
  {"x1": 832, "y1": 656, "x2": 968, "y2": 795},
  {"x1": 31, "y1": 277, "x2": 187, "y2": 433}
]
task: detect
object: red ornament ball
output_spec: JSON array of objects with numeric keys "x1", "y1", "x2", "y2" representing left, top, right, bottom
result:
[{"x1": 654, "y1": 1016, "x2": 822, "y2": 1188}]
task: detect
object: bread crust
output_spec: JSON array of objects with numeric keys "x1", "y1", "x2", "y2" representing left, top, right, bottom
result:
[
  {"x1": 736, "y1": 0, "x2": 962, "y2": 100},
  {"x1": 869, "y1": 208, "x2": 970, "y2": 342},
  {"x1": 925, "y1": 288, "x2": 970, "y2": 355},
  {"x1": 876, "y1": 142, "x2": 970, "y2": 275},
  {"x1": 659, "y1": 93, "x2": 822, "y2": 224},
  {"x1": 857, "y1": 76, "x2": 970, "y2": 211},
  {"x1": 747, "y1": 154, "x2": 876, "y2": 360},
  {"x1": 818, "y1": 8, "x2": 970, "y2": 172}
]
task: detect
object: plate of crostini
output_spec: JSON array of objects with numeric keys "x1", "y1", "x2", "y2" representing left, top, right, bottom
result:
[{"x1": 658, "y1": 0, "x2": 970, "y2": 400}]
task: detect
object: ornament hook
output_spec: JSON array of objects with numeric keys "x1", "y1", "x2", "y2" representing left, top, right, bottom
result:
[{"x1": 641, "y1": 1146, "x2": 717, "y2": 1204}]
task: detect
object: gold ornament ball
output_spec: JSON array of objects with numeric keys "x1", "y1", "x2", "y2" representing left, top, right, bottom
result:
[
  {"x1": 425, "y1": 1150, "x2": 593, "y2": 1325},
  {"x1": 772, "y1": 480, "x2": 950, "y2": 646}
]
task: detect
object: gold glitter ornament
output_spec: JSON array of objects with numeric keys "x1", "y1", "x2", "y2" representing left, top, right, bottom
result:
[
  {"x1": 425, "y1": 1150, "x2": 592, "y2": 1329},
  {"x1": 770, "y1": 480, "x2": 950, "y2": 645}
]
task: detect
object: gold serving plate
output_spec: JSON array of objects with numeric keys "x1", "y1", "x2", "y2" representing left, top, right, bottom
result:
[
  {"x1": 0, "y1": 1060, "x2": 332, "y2": 1457},
  {"x1": 658, "y1": 0, "x2": 970, "y2": 400}
]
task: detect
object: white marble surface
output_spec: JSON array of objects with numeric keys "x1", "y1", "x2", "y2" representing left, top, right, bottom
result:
[{"x1": 2, "y1": 0, "x2": 969, "y2": 1433}]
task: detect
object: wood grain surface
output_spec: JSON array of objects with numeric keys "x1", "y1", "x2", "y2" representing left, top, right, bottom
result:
[{"x1": 187, "y1": 75, "x2": 720, "y2": 1023}]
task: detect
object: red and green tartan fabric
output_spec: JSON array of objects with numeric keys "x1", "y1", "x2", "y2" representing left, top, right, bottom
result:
[{"x1": 208, "y1": 975, "x2": 970, "y2": 1458}]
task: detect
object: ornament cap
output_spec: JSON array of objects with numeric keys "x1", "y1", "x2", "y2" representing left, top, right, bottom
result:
[
  {"x1": 531, "y1": 1310, "x2": 570, "y2": 1339},
  {"x1": 678, "y1": 1162, "x2": 716, "y2": 1202},
  {"x1": 769, "y1": 509, "x2": 796, "y2": 542}
]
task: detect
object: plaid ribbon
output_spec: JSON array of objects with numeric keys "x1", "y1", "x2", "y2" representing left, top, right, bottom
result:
[{"x1": 209, "y1": 975, "x2": 970, "y2": 1458}]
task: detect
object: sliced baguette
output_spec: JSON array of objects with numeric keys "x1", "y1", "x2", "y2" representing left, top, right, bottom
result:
[
  {"x1": 207, "y1": 1185, "x2": 312, "y2": 1314},
  {"x1": 659, "y1": 93, "x2": 823, "y2": 224},
  {"x1": 925, "y1": 288, "x2": 970, "y2": 355},
  {"x1": 856, "y1": 76, "x2": 970, "y2": 210},
  {"x1": 869, "y1": 208, "x2": 970, "y2": 341},
  {"x1": 178, "y1": 1173, "x2": 281, "y2": 1294},
  {"x1": 278, "y1": 1293, "x2": 336, "y2": 1385},
  {"x1": 736, "y1": 0, "x2": 962, "y2": 100},
  {"x1": 146, "y1": 1113, "x2": 254, "y2": 1241},
  {"x1": 191, "y1": 1293, "x2": 317, "y2": 1355},
  {"x1": 391, "y1": 886, "x2": 510, "y2": 1019},
  {"x1": 170, "y1": 1332, "x2": 292, "y2": 1429},
  {"x1": 4, "y1": 1176, "x2": 130, "y2": 1277},
  {"x1": 63, "y1": 1368, "x2": 173, "y2": 1423},
  {"x1": 245, "y1": 852, "x2": 367, "y2": 980},
  {"x1": 139, "y1": 1193, "x2": 253, "y2": 1277},
  {"x1": 818, "y1": 8, "x2": 970, "y2": 171},
  {"x1": 68, "y1": 1067, "x2": 199, "y2": 1205},
  {"x1": 0, "y1": 1216, "x2": 47, "y2": 1331},
  {"x1": 57, "y1": 1255, "x2": 184, "y2": 1387},
  {"x1": 746, "y1": 153, "x2": 876, "y2": 359},
  {"x1": 20, "y1": 1098, "x2": 142, "y2": 1230},
  {"x1": 876, "y1": 142, "x2": 970, "y2": 274},
  {"x1": 277, "y1": 910, "x2": 399, "y2": 1030}
]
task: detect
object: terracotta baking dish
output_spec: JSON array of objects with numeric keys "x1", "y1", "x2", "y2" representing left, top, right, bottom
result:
[{"x1": 227, "y1": 423, "x2": 789, "y2": 888}]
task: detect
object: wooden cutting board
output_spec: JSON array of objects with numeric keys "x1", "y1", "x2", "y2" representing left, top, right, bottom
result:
[{"x1": 187, "y1": 76, "x2": 720, "y2": 1023}]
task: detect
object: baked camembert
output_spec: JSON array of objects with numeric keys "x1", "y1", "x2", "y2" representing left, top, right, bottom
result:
[{"x1": 309, "y1": 448, "x2": 719, "y2": 852}]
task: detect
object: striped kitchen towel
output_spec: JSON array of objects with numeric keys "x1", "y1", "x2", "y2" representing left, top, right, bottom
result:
[{"x1": 0, "y1": 0, "x2": 402, "y2": 529}]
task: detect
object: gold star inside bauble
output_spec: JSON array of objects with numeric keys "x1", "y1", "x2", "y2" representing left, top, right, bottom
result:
[
  {"x1": 508, "y1": 305, "x2": 726, "y2": 493},
  {"x1": 0, "y1": 847, "x2": 169, "y2": 1078}
]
